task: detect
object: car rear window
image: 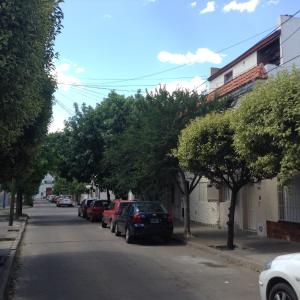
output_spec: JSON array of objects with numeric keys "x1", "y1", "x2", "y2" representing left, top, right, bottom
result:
[
  {"x1": 94, "y1": 201, "x2": 109, "y2": 207},
  {"x1": 118, "y1": 202, "x2": 129, "y2": 212},
  {"x1": 86, "y1": 200, "x2": 94, "y2": 206},
  {"x1": 135, "y1": 202, "x2": 167, "y2": 213}
]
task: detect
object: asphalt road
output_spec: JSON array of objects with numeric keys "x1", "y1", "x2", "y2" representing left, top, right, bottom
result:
[{"x1": 10, "y1": 200, "x2": 260, "y2": 300}]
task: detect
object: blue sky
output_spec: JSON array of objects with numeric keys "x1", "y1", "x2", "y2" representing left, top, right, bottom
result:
[{"x1": 50, "y1": 0, "x2": 299, "y2": 132}]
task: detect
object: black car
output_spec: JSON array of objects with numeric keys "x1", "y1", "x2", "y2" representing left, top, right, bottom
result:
[{"x1": 115, "y1": 201, "x2": 173, "y2": 243}]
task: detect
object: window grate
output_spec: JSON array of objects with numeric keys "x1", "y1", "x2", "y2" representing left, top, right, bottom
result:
[{"x1": 278, "y1": 174, "x2": 300, "y2": 223}]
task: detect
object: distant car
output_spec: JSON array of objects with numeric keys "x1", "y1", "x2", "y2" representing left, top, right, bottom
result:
[
  {"x1": 259, "y1": 253, "x2": 300, "y2": 300},
  {"x1": 101, "y1": 200, "x2": 131, "y2": 232},
  {"x1": 115, "y1": 201, "x2": 173, "y2": 243},
  {"x1": 57, "y1": 196, "x2": 73, "y2": 207},
  {"x1": 47, "y1": 195, "x2": 55, "y2": 202},
  {"x1": 86, "y1": 199, "x2": 109, "y2": 222},
  {"x1": 54, "y1": 196, "x2": 62, "y2": 204},
  {"x1": 78, "y1": 198, "x2": 96, "y2": 218}
]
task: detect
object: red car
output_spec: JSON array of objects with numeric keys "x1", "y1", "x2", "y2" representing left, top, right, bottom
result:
[
  {"x1": 101, "y1": 200, "x2": 131, "y2": 232},
  {"x1": 86, "y1": 199, "x2": 109, "y2": 222}
]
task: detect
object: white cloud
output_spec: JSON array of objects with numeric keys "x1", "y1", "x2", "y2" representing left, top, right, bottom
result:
[
  {"x1": 223, "y1": 0, "x2": 260, "y2": 13},
  {"x1": 52, "y1": 63, "x2": 81, "y2": 92},
  {"x1": 75, "y1": 67, "x2": 85, "y2": 74},
  {"x1": 190, "y1": 1, "x2": 197, "y2": 8},
  {"x1": 150, "y1": 76, "x2": 208, "y2": 94},
  {"x1": 200, "y1": 1, "x2": 216, "y2": 14},
  {"x1": 157, "y1": 48, "x2": 222, "y2": 65},
  {"x1": 268, "y1": 0, "x2": 279, "y2": 4}
]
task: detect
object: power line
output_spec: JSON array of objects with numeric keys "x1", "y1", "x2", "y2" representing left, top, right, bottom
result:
[{"x1": 74, "y1": 24, "x2": 281, "y2": 86}]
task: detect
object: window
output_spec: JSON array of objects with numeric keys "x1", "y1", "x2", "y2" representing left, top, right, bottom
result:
[
  {"x1": 219, "y1": 185, "x2": 231, "y2": 202},
  {"x1": 224, "y1": 71, "x2": 233, "y2": 84},
  {"x1": 278, "y1": 173, "x2": 300, "y2": 223}
]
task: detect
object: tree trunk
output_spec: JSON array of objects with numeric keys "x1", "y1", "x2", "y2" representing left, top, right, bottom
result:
[
  {"x1": 16, "y1": 191, "x2": 22, "y2": 219},
  {"x1": 9, "y1": 178, "x2": 16, "y2": 226},
  {"x1": 3, "y1": 191, "x2": 6, "y2": 209},
  {"x1": 16, "y1": 191, "x2": 21, "y2": 220},
  {"x1": 227, "y1": 189, "x2": 238, "y2": 250},
  {"x1": 107, "y1": 189, "x2": 110, "y2": 202},
  {"x1": 20, "y1": 193, "x2": 23, "y2": 215},
  {"x1": 183, "y1": 182, "x2": 191, "y2": 238}
]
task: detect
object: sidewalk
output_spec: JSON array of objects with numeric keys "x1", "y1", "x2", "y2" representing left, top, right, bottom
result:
[
  {"x1": 174, "y1": 220, "x2": 300, "y2": 272},
  {"x1": 0, "y1": 208, "x2": 28, "y2": 300}
]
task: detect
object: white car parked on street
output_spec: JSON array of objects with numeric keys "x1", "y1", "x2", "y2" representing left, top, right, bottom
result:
[
  {"x1": 57, "y1": 196, "x2": 73, "y2": 207},
  {"x1": 259, "y1": 253, "x2": 300, "y2": 300}
]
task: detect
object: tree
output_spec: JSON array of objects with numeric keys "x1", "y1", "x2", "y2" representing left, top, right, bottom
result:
[
  {"x1": 233, "y1": 68, "x2": 300, "y2": 185},
  {"x1": 0, "y1": 0, "x2": 63, "y2": 225},
  {"x1": 0, "y1": 0, "x2": 63, "y2": 153},
  {"x1": 114, "y1": 88, "x2": 234, "y2": 237},
  {"x1": 174, "y1": 111, "x2": 258, "y2": 249}
]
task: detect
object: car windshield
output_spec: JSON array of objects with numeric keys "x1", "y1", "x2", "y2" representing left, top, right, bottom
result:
[{"x1": 135, "y1": 202, "x2": 167, "y2": 213}]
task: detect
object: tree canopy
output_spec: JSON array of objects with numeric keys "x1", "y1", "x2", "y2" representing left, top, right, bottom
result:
[
  {"x1": 233, "y1": 68, "x2": 300, "y2": 184},
  {"x1": 174, "y1": 111, "x2": 256, "y2": 248}
]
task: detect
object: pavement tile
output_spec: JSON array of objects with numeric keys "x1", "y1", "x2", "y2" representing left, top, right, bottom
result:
[{"x1": 174, "y1": 220, "x2": 300, "y2": 272}]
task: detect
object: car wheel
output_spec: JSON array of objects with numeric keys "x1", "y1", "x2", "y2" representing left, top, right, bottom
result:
[
  {"x1": 115, "y1": 223, "x2": 120, "y2": 236},
  {"x1": 268, "y1": 282, "x2": 298, "y2": 300},
  {"x1": 125, "y1": 227, "x2": 134, "y2": 244},
  {"x1": 101, "y1": 220, "x2": 107, "y2": 228},
  {"x1": 110, "y1": 221, "x2": 115, "y2": 233}
]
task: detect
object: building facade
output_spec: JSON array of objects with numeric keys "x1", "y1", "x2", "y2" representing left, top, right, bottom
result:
[{"x1": 173, "y1": 15, "x2": 300, "y2": 242}]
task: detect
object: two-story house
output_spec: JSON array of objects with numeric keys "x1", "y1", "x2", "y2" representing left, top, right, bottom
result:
[{"x1": 174, "y1": 15, "x2": 300, "y2": 242}]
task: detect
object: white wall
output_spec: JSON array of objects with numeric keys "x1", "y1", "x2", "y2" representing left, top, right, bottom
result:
[
  {"x1": 280, "y1": 15, "x2": 300, "y2": 70},
  {"x1": 209, "y1": 52, "x2": 257, "y2": 92},
  {"x1": 189, "y1": 178, "x2": 219, "y2": 225}
]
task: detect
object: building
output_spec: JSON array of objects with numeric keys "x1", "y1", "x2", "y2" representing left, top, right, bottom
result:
[
  {"x1": 174, "y1": 15, "x2": 300, "y2": 242},
  {"x1": 35, "y1": 173, "x2": 54, "y2": 199}
]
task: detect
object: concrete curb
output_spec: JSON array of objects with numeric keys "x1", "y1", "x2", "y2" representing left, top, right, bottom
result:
[
  {"x1": 174, "y1": 234, "x2": 262, "y2": 273},
  {"x1": 0, "y1": 216, "x2": 28, "y2": 300}
]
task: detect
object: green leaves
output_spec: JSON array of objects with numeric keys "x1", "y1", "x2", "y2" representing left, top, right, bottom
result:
[
  {"x1": 0, "y1": 0, "x2": 63, "y2": 197},
  {"x1": 233, "y1": 68, "x2": 300, "y2": 184}
]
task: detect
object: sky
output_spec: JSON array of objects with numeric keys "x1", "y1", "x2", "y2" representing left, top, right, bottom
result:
[{"x1": 50, "y1": 0, "x2": 299, "y2": 132}]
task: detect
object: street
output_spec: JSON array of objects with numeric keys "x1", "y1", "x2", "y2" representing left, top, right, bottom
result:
[{"x1": 10, "y1": 200, "x2": 260, "y2": 300}]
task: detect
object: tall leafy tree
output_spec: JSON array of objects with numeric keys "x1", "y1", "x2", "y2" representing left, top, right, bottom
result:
[
  {"x1": 0, "y1": 0, "x2": 63, "y2": 225},
  {"x1": 174, "y1": 111, "x2": 258, "y2": 249},
  {"x1": 114, "y1": 88, "x2": 233, "y2": 236}
]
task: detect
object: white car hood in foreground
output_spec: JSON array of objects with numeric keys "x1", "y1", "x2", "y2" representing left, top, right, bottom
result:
[{"x1": 273, "y1": 253, "x2": 300, "y2": 262}]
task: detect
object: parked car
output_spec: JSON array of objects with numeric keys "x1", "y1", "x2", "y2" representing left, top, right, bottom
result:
[
  {"x1": 54, "y1": 196, "x2": 62, "y2": 204},
  {"x1": 259, "y1": 253, "x2": 300, "y2": 300},
  {"x1": 78, "y1": 198, "x2": 95, "y2": 218},
  {"x1": 86, "y1": 199, "x2": 109, "y2": 222},
  {"x1": 47, "y1": 195, "x2": 55, "y2": 202},
  {"x1": 115, "y1": 201, "x2": 173, "y2": 243},
  {"x1": 101, "y1": 200, "x2": 131, "y2": 232},
  {"x1": 57, "y1": 196, "x2": 73, "y2": 207}
]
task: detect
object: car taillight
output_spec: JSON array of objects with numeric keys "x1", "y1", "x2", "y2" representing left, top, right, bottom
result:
[{"x1": 133, "y1": 213, "x2": 142, "y2": 223}]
